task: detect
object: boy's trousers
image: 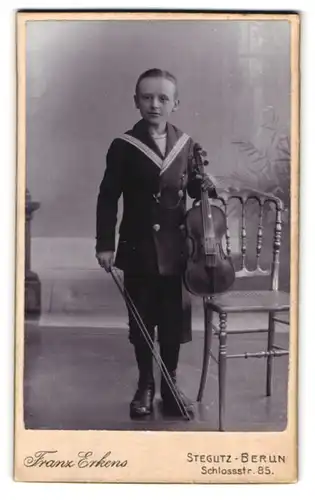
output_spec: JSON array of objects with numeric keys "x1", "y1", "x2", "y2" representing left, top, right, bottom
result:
[{"x1": 124, "y1": 273, "x2": 192, "y2": 346}]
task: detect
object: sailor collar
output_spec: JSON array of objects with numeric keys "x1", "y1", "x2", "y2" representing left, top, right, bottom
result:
[{"x1": 119, "y1": 124, "x2": 190, "y2": 176}]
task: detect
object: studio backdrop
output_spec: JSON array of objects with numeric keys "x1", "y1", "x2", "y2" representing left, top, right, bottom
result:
[{"x1": 26, "y1": 20, "x2": 290, "y2": 321}]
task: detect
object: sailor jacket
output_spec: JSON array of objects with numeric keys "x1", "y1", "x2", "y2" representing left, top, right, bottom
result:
[{"x1": 96, "y1": 119, "x2": 213, "y2": 275}]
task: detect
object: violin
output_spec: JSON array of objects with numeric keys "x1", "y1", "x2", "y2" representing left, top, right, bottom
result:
[{"x1": 184, "y1": 144, "x2": 235, "y2": 296}]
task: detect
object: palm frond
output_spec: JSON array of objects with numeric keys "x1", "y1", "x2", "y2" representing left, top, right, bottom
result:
[{"x1": 231, "y1": 119, "x2": 290, "y2": 216}]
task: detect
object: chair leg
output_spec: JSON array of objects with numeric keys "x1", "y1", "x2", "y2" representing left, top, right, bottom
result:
[
  {"x1": 197, "y1": 298, "x2": 214, "y2": 402},
  {"x1": 266, "y1": 312, "x2": 275, "y2": 396},
  {"x1": 218, "y1": 312, "x2": 228, "y2": 431}
]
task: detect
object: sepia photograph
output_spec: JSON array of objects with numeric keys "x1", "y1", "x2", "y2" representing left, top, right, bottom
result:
[{"x1": 15, "y1": 11, "x2": 299, "y2": 483}]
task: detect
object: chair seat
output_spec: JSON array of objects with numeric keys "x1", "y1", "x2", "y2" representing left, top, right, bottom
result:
[{"x1": 207, "y1": 290, "x2": 290, "y2": 313}]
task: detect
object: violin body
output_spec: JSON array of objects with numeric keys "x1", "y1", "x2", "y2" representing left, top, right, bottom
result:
[
  {"x1": 184, "y1": 203, "x2": 235, "y2": 295},
  {"x1": 183, "y1": 143, "x2": 235, "y2": 296}
]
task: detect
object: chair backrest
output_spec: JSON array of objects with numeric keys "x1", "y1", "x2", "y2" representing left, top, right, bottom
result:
[{"x1": 213, "y1": 187, "x2": 284, "y2": 291}]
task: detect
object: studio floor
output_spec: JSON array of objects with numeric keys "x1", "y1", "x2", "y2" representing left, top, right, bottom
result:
[{"x1": 23, "y1": 312, "x2": 289, "y2": 432}]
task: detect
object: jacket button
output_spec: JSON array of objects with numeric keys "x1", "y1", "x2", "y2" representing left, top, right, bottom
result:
[{"x1": 153, "y1": 224, "x2": 160, "y2": 232}]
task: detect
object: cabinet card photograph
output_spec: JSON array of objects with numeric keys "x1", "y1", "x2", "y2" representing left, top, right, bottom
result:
[{"x1": 15, "y1": 11, "x2": 299, "y2": 483}]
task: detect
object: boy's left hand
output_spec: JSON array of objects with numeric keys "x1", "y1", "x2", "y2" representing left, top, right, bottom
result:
[{"x1": 196, "y1": 172, "x2": 217, "y2": 195}]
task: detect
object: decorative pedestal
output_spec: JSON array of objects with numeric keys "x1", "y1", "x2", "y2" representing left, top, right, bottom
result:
[{"x1": 25, "y1": 189, "x2": 41, "y2": 318}]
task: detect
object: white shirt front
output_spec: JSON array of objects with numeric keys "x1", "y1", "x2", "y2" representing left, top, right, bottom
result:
[{"x1": 150, "y1": 132, "x2": 167, "y2": 157}]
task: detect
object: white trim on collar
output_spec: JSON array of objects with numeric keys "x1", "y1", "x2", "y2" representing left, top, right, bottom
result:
[
  {"x1": 119, "y1": 134, "x2": 162, "y2": 168},
  {"x1": 119, "y1": 132, "x2": 190, "y2": 175},
  {"x1": 160, "y1": 133, "x2": 190, "y2": 175}
]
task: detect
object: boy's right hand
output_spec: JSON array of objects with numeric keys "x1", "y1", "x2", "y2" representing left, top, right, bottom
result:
[{"x1": 96, "y1": 251, "x2": 114, "y2": 272}]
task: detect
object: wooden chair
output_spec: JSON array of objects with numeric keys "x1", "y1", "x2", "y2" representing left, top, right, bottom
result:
[{"x1": 196, "y1": 186, "x2": 290, "y2": 431}]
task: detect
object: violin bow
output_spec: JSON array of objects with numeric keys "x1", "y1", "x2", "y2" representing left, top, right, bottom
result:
[{"x1": 109, "y1": 267, "x2": 191, "y2": 420}]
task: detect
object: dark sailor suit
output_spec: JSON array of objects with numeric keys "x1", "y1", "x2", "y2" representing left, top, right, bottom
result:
[{"x1": 96, "y1": 119, "x2": 211, "y2": 346}]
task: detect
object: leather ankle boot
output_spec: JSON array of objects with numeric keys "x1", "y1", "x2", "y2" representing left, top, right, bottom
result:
[
  {"x1": 130, "y1": 376, "x2": 155, "y2": 418},
  {"x1": 130, "y1": 343, "x2": 155, "y2": 418},
  {"x1": 160, "y1": 343, "x2": 194, "y2": 418}
]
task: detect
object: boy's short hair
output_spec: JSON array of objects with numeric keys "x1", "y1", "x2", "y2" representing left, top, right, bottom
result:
[{"x1": 135, "y1": 68, "x2": 178, "y2": 98}]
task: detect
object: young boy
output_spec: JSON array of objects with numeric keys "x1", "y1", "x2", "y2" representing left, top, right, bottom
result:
[{"x1": 96, "y1": 69, "x2": 216, "y2": 419}]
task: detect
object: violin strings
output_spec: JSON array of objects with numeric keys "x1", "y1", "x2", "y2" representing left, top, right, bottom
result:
[
  {"x1": 195, "y1": 146, "x2": 211, "y2": 255},
  {"x1": 110, "y1": 268, "x2": 191, "y2": 420}
]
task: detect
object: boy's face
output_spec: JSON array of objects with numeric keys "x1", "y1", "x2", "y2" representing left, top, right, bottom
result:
[{"x1": 134, "y1": 77, "x2": 179, "y2": 126}]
